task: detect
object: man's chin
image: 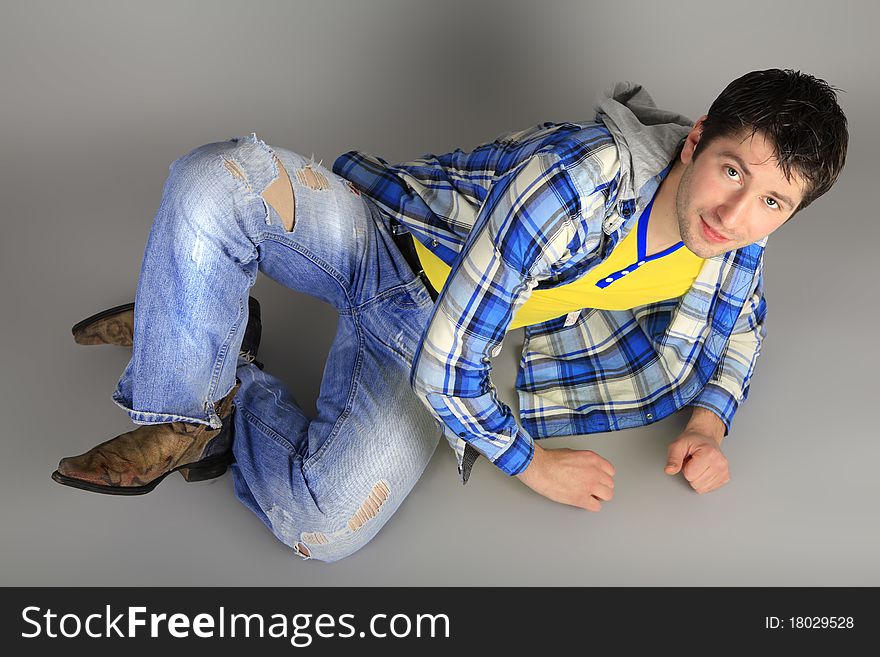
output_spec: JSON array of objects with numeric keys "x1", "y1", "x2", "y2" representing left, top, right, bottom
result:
[
  {"x1": 682, "y1": 236, "x2": 731, "y2": 259},
  {"x1": 679, "y1": 216, "x2": 736, "y2": 258}
]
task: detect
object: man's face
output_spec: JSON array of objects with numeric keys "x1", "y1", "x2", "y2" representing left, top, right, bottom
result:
[{"x1": 674, "y1": 118, "x2": 806, "y2": 259}]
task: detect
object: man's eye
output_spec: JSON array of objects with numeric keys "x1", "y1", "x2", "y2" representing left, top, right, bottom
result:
[
  {"x1": 726, "y1": 166, "x2": 739, "y2": 179},
  {"x1": 765, "y1": 197, "x2": 779, "y2": 209}
]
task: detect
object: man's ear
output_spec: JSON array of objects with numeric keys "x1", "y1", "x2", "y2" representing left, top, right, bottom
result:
[{"x1": 681, "y1": 115, "x2": 709, "y2": 164}]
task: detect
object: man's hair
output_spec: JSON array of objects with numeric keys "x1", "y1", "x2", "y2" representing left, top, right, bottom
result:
[{"x1": 692, "y1": 68, "x2": 848, "y2": 215}]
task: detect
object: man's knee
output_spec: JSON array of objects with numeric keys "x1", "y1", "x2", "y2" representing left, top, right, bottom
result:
[
  {"x1": 270, "y1": 480, "x2": 394, "y2": 563},
  {"x1": 209, "y1": 135, "x2": 297, "y2": 233},
  {"x1": 221, "y1": 150, "x2": 296, "y2": 232}
]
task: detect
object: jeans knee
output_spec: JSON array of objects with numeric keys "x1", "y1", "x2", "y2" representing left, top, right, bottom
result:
[
  {"x1": 152, "y1": 142, "x2": 265, "y2": 263},
  {"x1": 168, "y1": 141, "x2": 230, "y2": 194},
  {"x1": 267, "y1": 479, "x2": 394, "y2": 563},
  {"x1": 162, "y1": 149, "x2": 235, "y2": 226}
]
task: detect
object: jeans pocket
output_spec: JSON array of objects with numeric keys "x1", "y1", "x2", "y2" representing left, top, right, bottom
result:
[
  {"x1": 390, "y1": 281, "x2": 434, "y2": 309},
  {"x1": 366, "y1": 285, "x2": 433, "y2": 366}
]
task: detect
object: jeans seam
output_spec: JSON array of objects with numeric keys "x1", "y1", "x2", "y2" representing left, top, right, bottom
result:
[
  {"x1": 301, "y1": 312, "x2": 365, "y2": 476},
  {"x1": 205, "y1": 294, "x2": 249, "y2": 423}
]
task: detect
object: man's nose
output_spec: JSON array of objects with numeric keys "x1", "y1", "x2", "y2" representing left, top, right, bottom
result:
[{"x1": 717, "y1": 190, "x2": 749, "y2": 229}]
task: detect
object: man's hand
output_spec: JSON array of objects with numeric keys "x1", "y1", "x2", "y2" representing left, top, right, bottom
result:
[
  {"x1": 665, "y1": 428, "x2": 729, "y2": 494},
  {"x1": 516, "y1": 443, "x2": 615, "y2": 511}
]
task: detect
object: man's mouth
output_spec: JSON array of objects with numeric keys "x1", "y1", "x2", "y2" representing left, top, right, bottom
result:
[{"x1": 700, "y1": 216, "x2": 729, "y2": 243}]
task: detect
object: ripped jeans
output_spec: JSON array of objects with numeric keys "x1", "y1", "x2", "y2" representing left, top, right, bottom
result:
[{"x1": 111, "y1": 133, "x2": 441, "y2": 562}]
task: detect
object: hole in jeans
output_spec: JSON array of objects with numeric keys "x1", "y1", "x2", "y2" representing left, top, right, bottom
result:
[
  {"x1": 347, "y1": 480, "x2": 390, "y2": 532},
  {"x1": 295, "y1": 165, "x2": 330, "y2": 191},
  {"x1": 261, "y1": 155, "x2": 296, "y2": 231},
  {"x1": 224, "y1": 155, "x2": 296, "y2": 232},
  {"x1": 223, "y1": 158, "x2": 252, "y2": 192}
]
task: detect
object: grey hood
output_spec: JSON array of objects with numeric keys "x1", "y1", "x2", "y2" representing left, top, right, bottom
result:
[{"x1": 594, "y1": 81, "x2": 694, "y2": 204}]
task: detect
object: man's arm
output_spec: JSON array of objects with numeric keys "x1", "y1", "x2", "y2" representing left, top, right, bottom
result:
[
  {"x1": 688, "y1": 256, "x2": 767, "y2": 436},
  {"x1": 410, "y1": 153, "x2": 571, "y2": 475},
  {"x1": 410, "y1": 152, "x2": 617, "y2": 509},
  {"x1": 666, "y1": 257, "x2": 767, "y2": 493}
]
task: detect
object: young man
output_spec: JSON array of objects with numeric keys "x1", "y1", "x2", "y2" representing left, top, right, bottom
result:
[{"x1": 53, "y1": 69, "x2": 848, "y2": 562}]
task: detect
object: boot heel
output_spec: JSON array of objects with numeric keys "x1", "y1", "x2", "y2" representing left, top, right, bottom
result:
[{"x1": 179, "y1": 460, "x2": 229, "y2": 482}]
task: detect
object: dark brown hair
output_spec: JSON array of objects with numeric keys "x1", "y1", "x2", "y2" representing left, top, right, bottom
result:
[{"x1": 693, "y1": 68, "x2": 848, "y2": 215}]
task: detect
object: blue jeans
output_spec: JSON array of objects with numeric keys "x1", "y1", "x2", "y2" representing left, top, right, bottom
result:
[{"x1": 111, "y1": 133, "x2": 441, "y2": 562}]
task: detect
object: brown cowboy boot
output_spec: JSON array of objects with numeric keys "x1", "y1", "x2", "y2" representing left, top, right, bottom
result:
[
  {"x1": 72, "y1": 302, "x2": 136, "y2": 346},
  {"x1": 52, "y1": 380, "x2": 241, "y2": 495},
  {"x1": 71, "y1": 296, "x2": 263, "y2": 368}
]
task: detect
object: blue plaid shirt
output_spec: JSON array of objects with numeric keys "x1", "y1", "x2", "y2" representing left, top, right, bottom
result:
[{"x1": 333, "y1": 104, "x2": 767, "y2": 484}]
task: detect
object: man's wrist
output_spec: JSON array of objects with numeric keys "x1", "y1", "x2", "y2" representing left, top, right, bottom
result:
[
  {"x1": 515, "y1": 442, "x2": 543, "y2": 482},
  {"x1": 686, "y1": 406, "x2": 727, "y2": 444}
]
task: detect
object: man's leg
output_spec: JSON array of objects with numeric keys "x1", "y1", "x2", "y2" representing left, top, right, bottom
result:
[
  {"x1": 223, "y1": 139, "x2": 441, "y2": 561},
  {"x1": 109, "y1": 133, "x2": 418, "y2": 426},
  {"x1": 230, "y1": 278, "x2": 440, "y2": 561},
  {"x1": 60, "y1": 134, "x2": 440, "y2": 560}
]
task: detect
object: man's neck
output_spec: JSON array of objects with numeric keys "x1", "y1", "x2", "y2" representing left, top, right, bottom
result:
[{"x1": 645, "y1": 159, "x2": 685, "y2": 257}]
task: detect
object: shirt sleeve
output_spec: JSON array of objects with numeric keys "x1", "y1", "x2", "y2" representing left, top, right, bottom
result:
[
  {"x1": 689, "y1": 257, "x2": 768, "y2": 435},
  {"x1": 409, "y1": 152, "x2": 579, "y2": 476}
]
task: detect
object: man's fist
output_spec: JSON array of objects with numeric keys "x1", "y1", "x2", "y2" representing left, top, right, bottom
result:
[
  {"x1": 665, "y1": 429, "x2": 730, "y2": 494},
  {"x1": 517, "y1": 443, "x2": 615, "y2": 511}
]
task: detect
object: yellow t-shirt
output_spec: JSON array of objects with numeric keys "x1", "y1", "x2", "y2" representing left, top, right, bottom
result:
[{"x1": 413, "y1": 204, "x2": 706, "y2": 330}]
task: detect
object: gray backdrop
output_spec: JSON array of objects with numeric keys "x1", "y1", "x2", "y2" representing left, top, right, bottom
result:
[{"x1": 1, "y1": 0, "x2": 876, "y2": 586}]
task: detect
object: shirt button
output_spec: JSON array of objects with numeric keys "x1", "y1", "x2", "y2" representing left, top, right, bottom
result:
[
  {"x1": 459, "y1": 432, "x2": 466, "y2": 437},
  {"x1": 621, "y1": 270, "x2": 629, "y2": 275},
  {"x1": 605, "y1": 277, "x2": 614, "y2": 283},
  {"x1": 431, "y1": 239, "x2": 439, "y2": 247},
  {"x1": 638, "y1": 261, "x2": 646, "y2": 266},
  {"x1": 646, "y1": 413, "x2": 653, "y2": 420}
]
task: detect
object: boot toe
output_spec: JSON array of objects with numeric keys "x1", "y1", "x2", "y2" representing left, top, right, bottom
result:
[
  {"x1": 71, "y1": 303, "x2": 135, "y2": 346},
  {"x1": 73, "y1": 316, "x2": 134, "y2": 346},
  {"x1": 56, "y1": 454, "x2": 113, "y2": 487}
]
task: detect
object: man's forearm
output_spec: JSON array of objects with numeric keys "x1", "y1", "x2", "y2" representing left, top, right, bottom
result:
[{"x1": 685, "y1": 406, "x2": 727, "y2": 444}]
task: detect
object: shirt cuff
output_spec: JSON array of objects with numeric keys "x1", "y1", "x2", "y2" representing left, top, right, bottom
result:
[
  {"x1": 492, "y1": 428, "x2": 536, "y2": 476},
  {"x1": 688, "y1": 383, "x2": 738, "y2": 437}
]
